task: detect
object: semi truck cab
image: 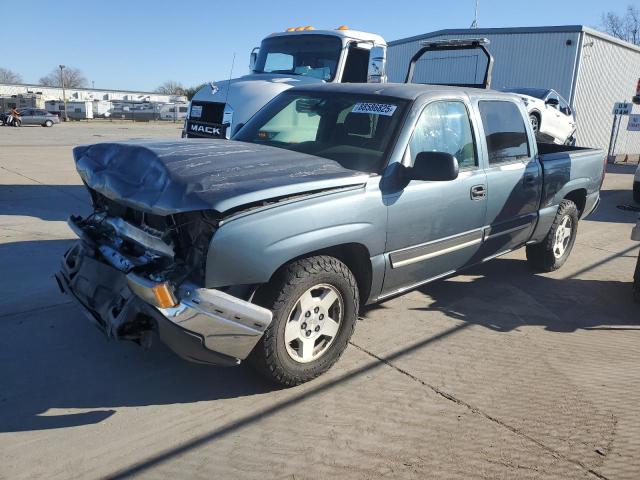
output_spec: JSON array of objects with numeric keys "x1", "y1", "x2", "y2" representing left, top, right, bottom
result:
[{"x1": 183, "y1": 26, "x2": 387, "y2": 139}]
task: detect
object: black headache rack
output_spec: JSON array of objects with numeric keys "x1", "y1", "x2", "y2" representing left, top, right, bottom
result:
[{"x1": 404, "y1": 38, "x2": 494, "y2": 89}]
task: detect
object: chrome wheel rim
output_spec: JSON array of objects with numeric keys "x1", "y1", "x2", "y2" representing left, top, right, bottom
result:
[
  {"x1": 284, "y1": 284, "x2": 343, "y2": 364},
  {"x1": 530, "y1": 115, "x2": 539, "y2": 133},
  {"x1": 553, "y1": 215, "x2": 572, "y2": 259}
]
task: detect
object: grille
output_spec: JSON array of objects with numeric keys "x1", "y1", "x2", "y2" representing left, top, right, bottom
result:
[
  {"x1": 91, "y1": 191, "x2": 170, "y2": 232},
  {"x1": 190, "y1": 101, "x2": 225, "y2": 124},
  {"x1": 89, "y1": 190, "x2": 218, "y2": 282}
]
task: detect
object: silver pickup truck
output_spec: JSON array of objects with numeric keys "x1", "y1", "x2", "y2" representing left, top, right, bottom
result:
[{"x1": 56, "y1": 82, "x2": 605, "y2": 386}]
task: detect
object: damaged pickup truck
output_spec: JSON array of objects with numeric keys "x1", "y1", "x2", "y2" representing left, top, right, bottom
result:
[{"x1": 57, "y1": 83, "x2": 606, "y2": 386}]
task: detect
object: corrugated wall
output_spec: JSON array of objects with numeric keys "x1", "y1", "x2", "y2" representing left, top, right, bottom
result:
[
  {"x1": 573, "y1": 33, "x2": 640, "y2": 154},
  {"x1": 388, "y1": 31, "x2": 581, "y2": 100}
]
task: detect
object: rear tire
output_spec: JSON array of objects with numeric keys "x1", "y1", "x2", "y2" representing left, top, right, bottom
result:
[
  {"x1": 44, "y1": 120, "x2": 53, "y2": 127},
  {"x1": 526, "y1": 200, "x2": 579, "y2": 272},
  {"x1": 250, "y1": 256, "x2": 359, "y2": 387}
]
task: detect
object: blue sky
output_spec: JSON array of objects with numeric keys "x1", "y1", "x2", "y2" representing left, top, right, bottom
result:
[{"x1": 3, "y1": 0, "x2": 633, "y2": 92}]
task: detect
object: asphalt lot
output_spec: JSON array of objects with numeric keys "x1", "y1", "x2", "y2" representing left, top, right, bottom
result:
[{"x1": 1, "y1": 122, "x2": 639, "y2": 479}]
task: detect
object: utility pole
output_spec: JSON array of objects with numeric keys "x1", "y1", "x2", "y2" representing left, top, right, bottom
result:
[
  {"x1": 59, "y1": 65, "x2": 68, "y2": 122},
  {"x1": 470, "y1": 0, "x2": 479, "y2": 28}
]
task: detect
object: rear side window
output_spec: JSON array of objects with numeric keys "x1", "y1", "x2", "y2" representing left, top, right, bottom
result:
[{"x1": 478, "y1": 101, "x2": 530, "y2": 164}]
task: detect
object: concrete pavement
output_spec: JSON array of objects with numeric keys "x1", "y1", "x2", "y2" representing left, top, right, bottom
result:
[{"x1": 1, "y1": 123, "x2": 639, "y2": 479}]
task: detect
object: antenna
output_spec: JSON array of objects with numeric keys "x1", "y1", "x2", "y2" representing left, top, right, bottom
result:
[
  {"x1": 224, "y1": 53, "x2": 236, "y2": 105},
  {"x1": 470, "y1": 0, "x2": 479, "y2": 28}
]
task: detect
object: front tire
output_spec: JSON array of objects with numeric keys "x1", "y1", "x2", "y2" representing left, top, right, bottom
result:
[
  {"x1": 526, "y1": 200, "x2": 579, "y2": 272},
  {"x1": 250, "y1": 256, "x2": 359, "y2": 386}
]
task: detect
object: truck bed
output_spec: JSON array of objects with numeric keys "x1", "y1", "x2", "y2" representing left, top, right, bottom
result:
[{"x1": 528, "y1": 141, "x2": 605, "y2": 244}]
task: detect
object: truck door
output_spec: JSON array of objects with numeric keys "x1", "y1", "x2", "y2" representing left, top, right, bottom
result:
[
  {"x1": 341, "y1": 44, "x2": 370, "y2": 83},
  {"x1": 476, "y1": 100, "x2": 541, "y2": 257},
  {"x1": 382, "y1": 99, "x2": 487, "y2": 296}
]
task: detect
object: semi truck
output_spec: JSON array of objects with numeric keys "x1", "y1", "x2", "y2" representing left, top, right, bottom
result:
[{"x1": 183, "y1": 26, "x2": 388, "y2": 139}]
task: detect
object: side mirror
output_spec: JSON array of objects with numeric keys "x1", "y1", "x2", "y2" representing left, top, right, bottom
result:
[
  {"x1": 367, "y1": 46, "x2": 387, "y2": 83},
  {"x1": 249, "y1": 47, "x2": 259, "y2": 72},
  {"x1": 545, "y1": 97, "x2": 559, "y2": 106},
  {"x1": 408, "y1": 152, "x2": 459, "y2": 181}
]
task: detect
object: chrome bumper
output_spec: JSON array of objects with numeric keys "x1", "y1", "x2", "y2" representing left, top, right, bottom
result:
[{"x1": 55, "y1": 241, "x2": 272, "y2": 366}]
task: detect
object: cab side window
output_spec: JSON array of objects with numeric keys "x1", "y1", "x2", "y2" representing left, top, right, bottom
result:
[
  {"x1": 546, "y1": 92, "x2": 560, "y2": 110},
  {"x1": 478, "y1": 101, "x2": 530, "y2": 165},
  {"x1": 408, "y1": 101, "x2": 477, "y2": 169},
  {"x1": 558, "y1": 96, "x2": 571, "y2": 116}
]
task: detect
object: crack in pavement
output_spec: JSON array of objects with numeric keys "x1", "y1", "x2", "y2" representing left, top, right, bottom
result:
[
  {"x1": 0, "y1": 300, "x2": 73, "y2": 320},
  {"x1": 349, "y1": 340, "x2": 610, "y2": 480}
]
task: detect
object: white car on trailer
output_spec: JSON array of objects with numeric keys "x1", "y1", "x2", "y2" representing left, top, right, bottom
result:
[{"x1": 504, "y1": 87, "x2": 577, "y2": 145}]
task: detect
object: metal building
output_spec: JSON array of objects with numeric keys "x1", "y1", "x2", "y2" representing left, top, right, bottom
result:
[{"x1": 387, "y1": 26, "x2": 640, "y2": 156}]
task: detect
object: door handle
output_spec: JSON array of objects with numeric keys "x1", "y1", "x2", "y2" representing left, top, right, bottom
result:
[{"x1": 470, "y1": 184, "x2": 486, "y2": 200}]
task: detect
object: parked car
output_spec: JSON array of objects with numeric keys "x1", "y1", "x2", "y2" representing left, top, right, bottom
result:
[
  {"x1": 18, "y1": 109, "x2": 60, "y2": 127},
  {"x1": 503, "y1": 88, "x2": 576, "y2": 145},
  {"x1": 56, "y1": 83, "x2": 605, "y2": 386}
]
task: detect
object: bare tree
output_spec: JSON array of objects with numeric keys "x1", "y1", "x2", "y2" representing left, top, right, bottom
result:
[
  {"x1": 0, "y1": 67, "x2": 23, "y2": 84},
  {"x1": 601, "y1": 5, "x2": 640, "y2": 45},
  {"x1": 184, "y1": 83, "x2": 206, "y2": 100},
  {"x1": 155, "y1": 80, "x2": 185, "y2": 95},
  {"x1": 39, "y1": 66, "x2": 88, "y2": 88}
]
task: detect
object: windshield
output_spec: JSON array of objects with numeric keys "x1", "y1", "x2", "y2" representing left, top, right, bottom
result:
[
  {"x1": 234, "y1": 92, "x2": 409, "y2": 173},
  {"x1": 502, "y1": 87, "x2": 550, "y2": 99},
  {"x1": 253, "y1": 35, "x2": 343, "y2": 82}
]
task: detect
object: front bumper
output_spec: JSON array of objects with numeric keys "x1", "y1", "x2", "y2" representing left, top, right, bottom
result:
[{"x1": 55, "y1": 241, "x2": 272, "y2": 366}]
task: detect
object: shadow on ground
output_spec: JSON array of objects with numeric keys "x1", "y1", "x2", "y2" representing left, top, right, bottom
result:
[
  {"x1": 0, "y1": 184, "x2": 89, "y2": 221},
  {"x1": 587, "y1": 188, "x2": 639, "y2": 224},
  {"x1": 0, "y1": 300, "x2": 276, "y2": 433},
  {"x1": 0, "y1": 237, "x2": 277, "y2": 434},
  {"x1": 411, "y1": 256, "x2": 640, "y2": 332}
]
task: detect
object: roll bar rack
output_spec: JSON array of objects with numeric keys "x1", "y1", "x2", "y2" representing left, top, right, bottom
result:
[{"x1": 404, "y1": 38, "x2": 494, "y2": 89}]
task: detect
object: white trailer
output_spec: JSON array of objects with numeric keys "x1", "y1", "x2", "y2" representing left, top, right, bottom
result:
[
  {"x1": 45, "y1": 100, "x2": 94, "y2": 120},
  {"x1": 92, "y1": 100, "x2": 113, "y2": 118},
  {"x1": 159, "y1": 103, "x2": 189, "y2": 121}
]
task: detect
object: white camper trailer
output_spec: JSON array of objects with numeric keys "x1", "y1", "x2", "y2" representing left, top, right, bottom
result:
[
  {"x1": 92, "y1": 100, "x2": 112, "y2": 118},
  {"x1": 45, "y1": 100, "x2": 94, "y2": 120},
  {"x1": 159, "y1": 103, "x2": 189, "y2": 121}
]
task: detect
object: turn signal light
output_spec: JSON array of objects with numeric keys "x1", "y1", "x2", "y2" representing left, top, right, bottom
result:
[
  {"x1": 152, "y1": 282, "x2": 178, "y2": 309},
  {"x1": 127, "y1": 274, "x2": 178, "y2": 309},
  {"x1": 304, "y1": 26, "x2": 314, "y2": 30},
  {"x1": 286, "y1": 27, "x2": 296, "y2": 32},
  {"x1": 336, "y1": 25, "x2": 349, "y2": 30},
  {"x1": 295, "y1": 26, "x2": 305, "y2": 31}
]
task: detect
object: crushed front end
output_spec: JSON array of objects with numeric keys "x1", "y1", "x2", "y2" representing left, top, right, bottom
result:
[{"x1": 55, "y1": 193, "x2": 272, "y2": 366}]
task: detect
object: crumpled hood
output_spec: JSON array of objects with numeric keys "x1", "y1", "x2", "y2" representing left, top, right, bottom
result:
[{"x1": 73, "y1": 139, "x2": 369, "y2": 215}]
